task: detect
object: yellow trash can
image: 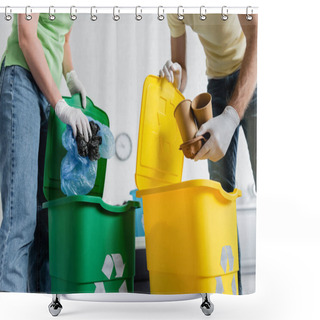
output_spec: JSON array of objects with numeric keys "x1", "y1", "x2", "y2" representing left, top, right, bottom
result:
[{"x1": 135, "y1": 76, "x2": 241, "y2": 295}]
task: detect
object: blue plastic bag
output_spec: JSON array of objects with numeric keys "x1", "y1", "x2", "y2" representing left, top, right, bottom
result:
[
  {"x1": 98, "y1": 120, "x2": 115, "y2": 159},
  {"x1": 61, "y1": 117, "x2": 115, "y2": 196}
]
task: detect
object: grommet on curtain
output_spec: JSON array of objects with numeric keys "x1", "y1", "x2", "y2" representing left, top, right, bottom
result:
[
  {"x1": 4, "y1": 6, "x2": 12, "y2": 21},
  {"x1": 177, "y1": 6, "x2": 184, "y2": 21},
  {"x1": 113, "y1": 6, "x2": 120, "y2": 21},
  {"x1": 221, "y1": 6, "x2": 228, "y2": 21},
  {"x1": 157, "y1": 6, "x2": 164, "y2": 21},
  {"x1": 70, "y1": 6, "x2": 77, "y2": 21},
  {"x1": 200, "y1": 6, "x2": 207, "y2": 21},
  {"x1": 135, "y1": 6, "x2": 142, "y2": 21},
  {"x1": 246, "y1": 6, "x2": 253, "y2": 21},
  {"x1": 49, "y1": 6, "x2": 56, "y2": 21},
  {"x1": 91, "y1": 6, "x2": 98, "y2": 21},
  {"x1": 25, "y1": 6, "x2": 32, "y2": 21}
]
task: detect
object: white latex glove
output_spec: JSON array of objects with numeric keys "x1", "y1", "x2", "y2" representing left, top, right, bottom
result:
[
  {"x1": 66, "y1": 70, "x2": 87, "y2": 108},
  {"x1": 55, "y1": 99, "x2": 92, "y2": 142},
  {"x1": 159, "y1": 60, "x2": 182, "y2": 90},
  {"x1": 194, "y1": 106, "x2": 240, "y2": 162}
]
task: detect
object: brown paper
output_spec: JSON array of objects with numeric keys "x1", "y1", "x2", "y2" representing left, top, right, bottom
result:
[
  {"x1": 191, "y1": 93, "x2": 213, "y2": 128},
  {"x1": 174, "y1": 99, "x2": 198, "y2": 142}
]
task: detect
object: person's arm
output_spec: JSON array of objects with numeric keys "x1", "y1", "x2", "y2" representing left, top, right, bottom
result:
[
  {"x1": 18, "y1": 14, "x2": 61, "y2": 107},
  {"x1": 159, "y1": 34, "x2": 187, "y2": 92},
  {"x1": 18, "y1": 15, "x2": 91, "y2": 140},
  {"x1": 228, "y1": 14, "x2": 258, "y2": 119},
  {"x1": 194, "y1": 15, "x2": 257, "y2": 162},
  {"x1": 62, "y1": 28, "x2": 87, "y2": 107},
  {"x1": 170, "y1": 34, "x2": 187, "y2": 92},
  {"x1": 62, "y1": 28, "x2": 74, "y2": 77}
]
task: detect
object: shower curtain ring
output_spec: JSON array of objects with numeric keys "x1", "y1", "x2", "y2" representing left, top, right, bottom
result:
[
  {"x1": 177, "y1": 6, "x2": 184, "y2": 21},
  {"x1": 200, "y1": 6, "x2": 207, "y2": 21},
  {"x1": 135, "y1": 6, "x2": 142, "y2": 21},
  {"x1": 113, "y1": 6, "x2": 120, "y2": 21},
  {"x1": 246, "y1": 6, "x2": 253, "y2": 21},
  {"x1": 221, "y1": 6, "x2": 228, "y2": 21},
  {"x1": 25, "y1": 6, "x2": 32, "y2": 21},
  {"x1": 49, "y1": 6, "x2": 56, "y2": 21},
  {"x1": 4, "y1": 6, "x2": 12, "y2": 21},
  {"x1": 70, "y1": 6, "x2": 77, "y2": 21},
  {"x1": 157, "y1": 6, "x2": 164, "y2": 21},
  {"x1": 90, "y1": 6, "x2": 98, "y2": 21}
]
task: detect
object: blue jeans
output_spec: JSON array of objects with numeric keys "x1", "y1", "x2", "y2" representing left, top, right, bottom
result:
[
  {"x1": 207, "y1": 69, "x2": 257, "y2": 192},
  {"x1": 0, "y1": 62, "x2": 51, "y2": 292},
  {"x1": 207, "y1": 70, "x2": 257, "y2": 295}
]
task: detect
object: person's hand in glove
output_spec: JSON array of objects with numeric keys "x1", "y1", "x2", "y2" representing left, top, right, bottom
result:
[
  {"x1": 66, "y1": 70, "x2": 87, "y2": 108},
  {"x1": 159, "y1": 60, "x2": 182, "y2": 91},
  {"x1": 194, "y1": 106, "x2": 240, "y2": 162},
  {"x1": 55, "y1": 99, "x2": 92, "y2": 142}
]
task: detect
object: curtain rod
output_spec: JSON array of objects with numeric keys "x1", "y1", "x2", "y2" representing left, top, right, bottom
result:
[{"x1": 0, "y1": 6, "x2": 259, "y2": 15}]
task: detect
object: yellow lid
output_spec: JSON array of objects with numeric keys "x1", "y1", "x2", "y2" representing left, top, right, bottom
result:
[{"x1": 135, "y1": 75, "x2": 185, "y2": 190}]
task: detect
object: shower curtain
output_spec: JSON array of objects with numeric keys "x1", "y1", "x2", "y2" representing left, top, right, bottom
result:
[{"x1": 0, "y1": 8, "x2": 257, "y2": 300}]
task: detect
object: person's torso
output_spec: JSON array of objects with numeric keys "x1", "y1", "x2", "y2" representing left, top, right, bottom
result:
[
  {"x1": 168, "y1": 14, "x2": 246, "y2": 78},
  {"x1": 2, "y1": 14, "x2": 73, "y2": 87}
]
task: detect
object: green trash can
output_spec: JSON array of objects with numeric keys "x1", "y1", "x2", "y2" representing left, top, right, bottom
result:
[
  {"x1": 43, "y1": 95, "x2": 139, "y2": 293},
  {"x1": 43, "y1": 196, "x2": 138, "y2": 294},
  {"x1": 43, "y1": 93, "x2": 109, "y2": 201}
]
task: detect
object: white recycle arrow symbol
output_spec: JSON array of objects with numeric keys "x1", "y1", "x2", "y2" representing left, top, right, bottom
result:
[
  {"x1": 215, "y1": 276, "x2": 224, "y2": 294},
  {"x1": 102, "y1": 253, "x2": 126, "y2": 280},
  {"x1": 102, "y1": 255, "x2": 113, "y2": 280},
  {"x1": 119, "y1": 280, "x2": 128, "y2": 293},
  {"x1": 94, "y1": 282, "x2": 106, "y2": 293},
  {"x1": 111, "y1": 254, "x2": 126, "y2": 278},
  {"x1": 218, "y1": 246, "x2": 237, "y2": 295},
  {"x1": 220, "y1": 245, "x2": 234, "y2": 273}
]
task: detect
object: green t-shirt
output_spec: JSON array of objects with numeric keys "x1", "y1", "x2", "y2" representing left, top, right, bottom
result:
[{"x1": 1, "y1": 14, "x2": 73, "y2": 87}]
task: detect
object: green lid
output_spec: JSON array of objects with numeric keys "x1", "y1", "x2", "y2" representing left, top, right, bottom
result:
[{"x1": 43, "y1": 94, "x2": 109, "y2": 201}]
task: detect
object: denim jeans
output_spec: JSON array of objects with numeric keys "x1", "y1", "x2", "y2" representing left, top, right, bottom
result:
[
  {"x1": 0, "y1": 62, "x2": 51, "y2": 292},
  {"x1": 207, "y1": 70, "x2": 257, "y2": 295},
  {"x1": 207, "y1": 69, "x2": 257, "y2": 192}
]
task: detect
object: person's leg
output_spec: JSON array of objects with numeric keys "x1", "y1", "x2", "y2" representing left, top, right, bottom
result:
[
  {"x1": 28, "y1": 95, "x2": 51, "y2": 293},
  {"x1": 0, "y1": 65, "x2": 41, "y2": 292},
  {"x1": 207, "y1": 70, "x2": 240, "y2": 192},
  {"x1": 240, "y1": 88, "x2": 257, "y2": 189}
]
